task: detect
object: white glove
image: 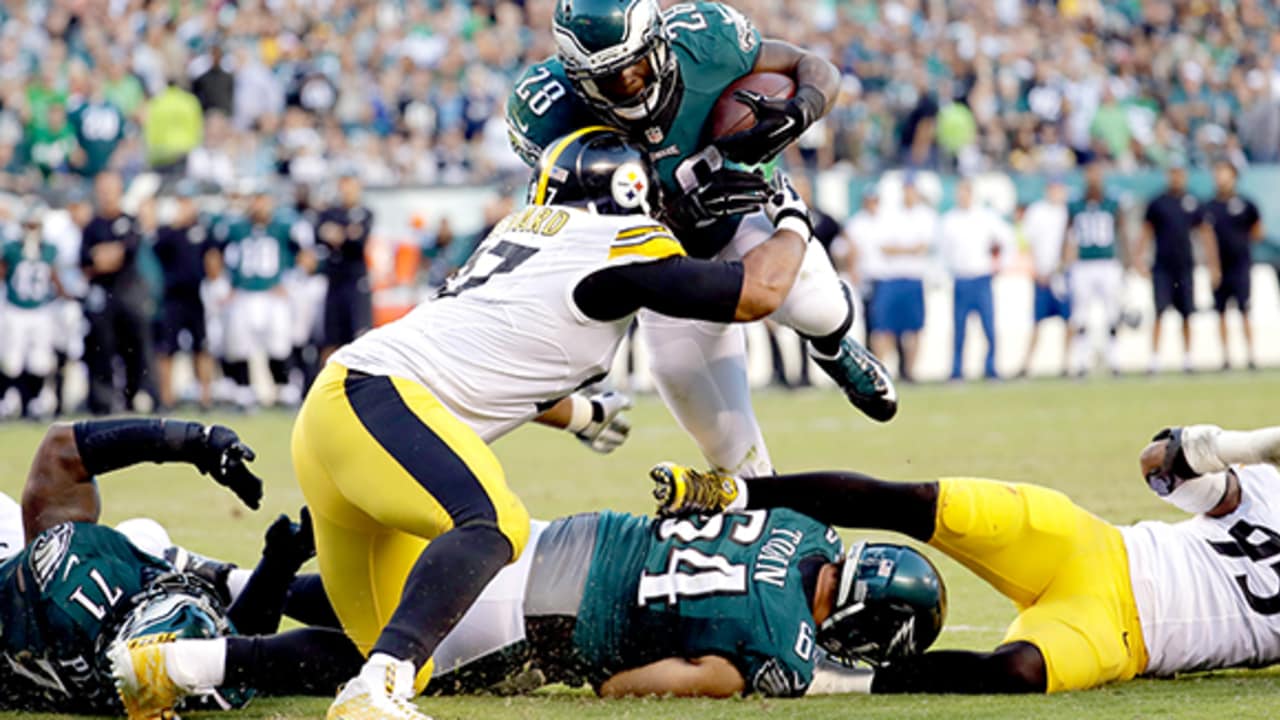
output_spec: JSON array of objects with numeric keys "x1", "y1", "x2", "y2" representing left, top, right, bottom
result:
[
  {"x1": 764, "y1": 171, "x2": 812, "y2": 240},
  {"x1": 567, "y1": 391, "x2": 633, "y2": 454},
  {"x1": 1179, "y1": 425, "x2": 1227, "y2": 475},
  {"x1": 1182, "y1": 425, "x2": 1280, "y2": 473}
]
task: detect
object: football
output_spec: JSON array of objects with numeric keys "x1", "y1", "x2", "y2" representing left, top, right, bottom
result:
[{"x1": 710, "y1": 72, "x2": 797, "y2": 139}]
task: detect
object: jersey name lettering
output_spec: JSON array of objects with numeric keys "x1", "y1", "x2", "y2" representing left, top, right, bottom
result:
[{"x1": 754, "y1": 527, "x2": 804, "y2": 588}]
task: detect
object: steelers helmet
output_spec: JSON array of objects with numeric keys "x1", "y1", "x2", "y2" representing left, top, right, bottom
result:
[
  {"x1": 553, "y1": 0, "x2": 681, "y2": 130},
  {"x1": 528, "y1": 126, "x2": 661, "y2": 216},
  {"x1": 818, "y1": 542, "x2": 947, "y2": 666}
]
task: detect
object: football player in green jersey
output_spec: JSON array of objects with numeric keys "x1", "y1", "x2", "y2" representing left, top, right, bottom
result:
[
  {"x1": 132, "y1": 507, "x2": 942, "y2": 704},
  {"x1": 0, "y1": 418, "x2": 363, "y2": 717},
  {"x1": 1065, "y1": 161, "x2": 1128, "y2": 377},
  {"x1": 420, "y1": 508, "x2": 943, "y2": 698},
  {"x1": 0, "y1": 203, "x2": 64, "y2": 418},
  {"x1": 508, "y1": 0, "x2": 896, "y2": 478},
  {"x1": 207, "y1": 186, "x2": 313, "y2": 409},
  {"x1": 0, "y1": 417, "x2": 263, "y2": 713}
]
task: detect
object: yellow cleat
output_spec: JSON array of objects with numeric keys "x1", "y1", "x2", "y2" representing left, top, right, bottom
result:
[
  {"x1": 650, "y1": 462, "x2": 741, "y2": 517},
  {"x1": 328, "y1": 673, "x2": 433, "y2": 720},
  {"x1": 109, "y1": 633, "x2": 185, "y2": 720}
]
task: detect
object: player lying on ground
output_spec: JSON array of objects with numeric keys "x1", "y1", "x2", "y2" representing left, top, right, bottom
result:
[
  {"x1": 0, "y1": 418, "x2": 332, "y2": 716},
  {"x1": 118, "y1": 509, "x2": 945, "y2": 705},
  {"x1": 510, "y1": 0, "x2": 896, "y2": 479},
  {"x1": 291, "y1": 127, "x2": 823, "y2": 720},
  {"x1": 654, "y1": 423, "x2": 1280, "y2": 693}
]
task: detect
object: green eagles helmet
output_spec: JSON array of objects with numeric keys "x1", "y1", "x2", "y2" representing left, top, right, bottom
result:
[
  {"x1": 818, "y1": 542, "x2": 947, "y2": 666},
  {"x1": 528, "y1": 126, "x2": 662, "y2": 217},
  {"x1": 108, "y1": 572, "x2": 254, "y2": 710},
  {"x1": 553, "y1": 0, "x2": 682, "y2": 130}
]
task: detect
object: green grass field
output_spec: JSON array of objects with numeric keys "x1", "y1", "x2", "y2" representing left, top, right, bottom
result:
[{"x1": 3, "y1": 372, "x2": 1279, "y2": 719}]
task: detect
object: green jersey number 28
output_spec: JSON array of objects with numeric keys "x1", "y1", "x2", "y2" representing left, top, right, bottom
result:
[{"x1": 512, "y1": 66, "x2": 566, "y2": 126}]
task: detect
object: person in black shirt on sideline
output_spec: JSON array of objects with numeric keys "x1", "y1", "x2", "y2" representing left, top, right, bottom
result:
[
  {"x1": 316, "y1": 172, "x2": 373, "y2": 361},
  {"x1": 152, "y1": 182, "x2": 215, "y2": 409},
  {"x1": 79, "y1": 171, "x2": 157, "y2": 414},
  {"x1": 1137, "y1": 162, "x2": 1205, "y2": 373},
  {"x1": 1201, "y1": 160, "x2": 1263, "y2": 371}
]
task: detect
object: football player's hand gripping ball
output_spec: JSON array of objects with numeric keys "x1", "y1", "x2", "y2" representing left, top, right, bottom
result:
[{"x1": 716, "y1": 89, "x2": 814, "y2": 166}]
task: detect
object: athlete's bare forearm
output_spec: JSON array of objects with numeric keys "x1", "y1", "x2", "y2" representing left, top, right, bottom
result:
[
  {"x1": 753, "y1": 40, "x2": 839, "y2": 118},
  {"x1": 599, "y1": 655, "x2": 744, "y2": 698},
  {"x1": 22, "y1": 423, "x2": 97, "y2": 540}
]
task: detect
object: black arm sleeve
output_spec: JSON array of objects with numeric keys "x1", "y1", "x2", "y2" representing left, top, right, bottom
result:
[
  {"x1": 572, "y1": 256, "x2": 745, "y2": 323},
  {"x1": 743, "y1": 471, "x2": 939, "y2": 542},
  {"x1": 72, "y1": 418, "x2": 207, "y2": 477}
]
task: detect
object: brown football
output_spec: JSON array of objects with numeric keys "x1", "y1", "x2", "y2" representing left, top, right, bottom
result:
[{"x1": 710, "y1": 72, "x2": 797, "y2": 139}]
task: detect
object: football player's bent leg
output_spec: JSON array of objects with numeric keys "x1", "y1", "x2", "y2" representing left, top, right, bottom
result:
[
  {"x1": 722, "y1": 212, "x2": 851, "y2": 346},
  {"x1": 639, "y1": 309, "x2": 773, "y2": 475},
  {"x1": 929, "y1": 478, "x2": 1094, "y2": 608},
  {"x1": 1001, "y1": 516, "x2": 1145, "y2": 692},
  {"x1": 292, "y1": 363, "x2": 530, "y2": 694}
]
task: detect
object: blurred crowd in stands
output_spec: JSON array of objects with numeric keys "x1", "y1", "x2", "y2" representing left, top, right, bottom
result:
[
  {"x1": 1, "y1": 0, "x2": 1278, "y2": 419},
  {"x1": 1, "y1": 0, "x2": 1280, "y2": 193}
]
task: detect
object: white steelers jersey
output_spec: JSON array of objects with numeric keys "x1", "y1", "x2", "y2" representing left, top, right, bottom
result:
[
  {"x1": 1121, "y1": 463, "x2": 1280, "y2": 676},
  {"x1": 331, "y1": 206, "x2": 683, "y2": 442}
]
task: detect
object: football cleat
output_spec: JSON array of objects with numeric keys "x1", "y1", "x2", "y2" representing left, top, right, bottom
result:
[
  {"x1": 811, "y1": 336, "x2": 898, "y2": 422},
  {"x1": 328, "y1": 662, "x2": 432, "y2": 720},
  {"x1": 109, "y1": 634, "x2": 187, "y2": 720},
  {"x1": 650, "y1": 462, "x2": 740, "y2": 517}
]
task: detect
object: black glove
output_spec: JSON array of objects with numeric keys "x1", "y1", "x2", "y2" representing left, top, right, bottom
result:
[
  {"x1": 1145, "y1": 427, "x2": 1198, "y2": 496},
  {"x1": 194, "y1": 425, "x2": 264, "y2": 510},
  {"x1": 262, "y1": 508, "x2": 315, "y2": 568},
  {"x1": 715, "y1": 89, "x2": 817, "y2": 166},
  {"x1": 663, "y1": 148, "x2": 769, "y2": 230}
]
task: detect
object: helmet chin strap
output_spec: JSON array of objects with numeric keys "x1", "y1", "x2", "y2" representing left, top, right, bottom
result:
[{"x1": 1162, "y1": 470, "x2": 1231, "y2": 514}]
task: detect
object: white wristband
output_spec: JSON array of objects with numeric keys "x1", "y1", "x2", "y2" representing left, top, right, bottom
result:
[
  {"x1": 565, "y1": 394, "x2": 593, "y2": 434},
  {"x1": 775, "y1": 215, "x2": 811, "y2": 239}
]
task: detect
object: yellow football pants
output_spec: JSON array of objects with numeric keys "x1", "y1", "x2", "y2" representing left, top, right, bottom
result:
[
  {"x1": 291, "y1": 362, "x2": 530, "y2": 689},
  {"x1": 931, "y1": 477, "x2": 1147, "y2": 692}
]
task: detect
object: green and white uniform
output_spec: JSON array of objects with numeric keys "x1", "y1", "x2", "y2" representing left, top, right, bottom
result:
[
  {"x1": 1, "y1": 238, "x2": 59, "y2": 376},
  {"x1": 0, "y1": 523, "x2": 171, "y2": 712},
  {"x1": 218, "y1": 219, "x2": 296, "y2": 362},
  {"x1": 509, "y1": 0, "x2": 854, "y2": 478},
  {"x1": 507, "y1": 1, "x2": 761, "y2": 258},
  {"x1": 68, "y1": 100, "x2": 125, "y2": 177},
  {"x1": 1067, "y1": 195, "x2": 1125, "y2": 328},
  {"x1": 428, "y1": 509, "x2": 842, "y2": 697}
]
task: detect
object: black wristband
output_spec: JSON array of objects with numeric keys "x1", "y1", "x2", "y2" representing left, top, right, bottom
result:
[
  {"x1": 793, "y1": 85, "x2": 826, "y2": 126},
  {"x1": 73, "y1": 418, "x2": 206, "y2": 477}
]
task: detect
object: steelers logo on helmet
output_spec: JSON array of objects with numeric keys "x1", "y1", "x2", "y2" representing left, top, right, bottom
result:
[{"x1": 611, "y1": 161, "x2": 651, "y2": 213}]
